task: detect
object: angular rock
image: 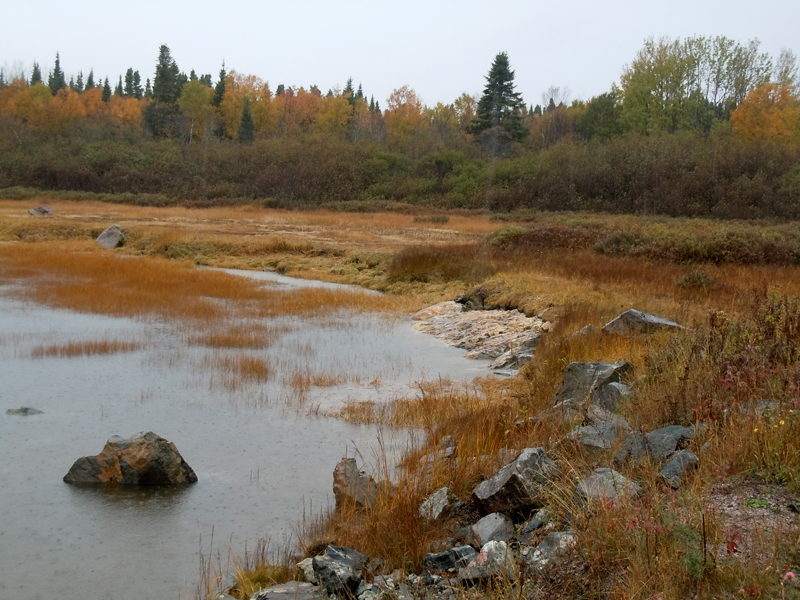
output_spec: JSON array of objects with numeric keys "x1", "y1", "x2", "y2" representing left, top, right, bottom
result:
[
  {"x1": 568, "y1": 421, "x2": 619, "y2": 454},
  {"x1": 479, "y1": 540, "x2": 516, "y2": 579},
  {"x1": 472, "y1": 448, "x2": 559, "y2": 515},
  {"x1": 645, "y1": 425, "x2": 693, "y2": 461},
  {"x1": 63, "y1": 431, "x2": 197, "y2": 485},
  {"x1": 556, "y1": 361, "x2": 635, "y2": 406},
  {"x1": 250, "y1": 581, "x2": 322, "y2": 600},
  {"x1": 333, "y1": 457, "x2": 380, "y2": 509},
  {"x1": 571, "y1": 324, "x2": 599, "y2": 338},
  {"x1": 518, "y1": 508, "x2": 552, "y2": 545},
  {"x1": 602, "y1": 309, "x2": 684, "y2": 336},
  {"x1": 96, "y1": 224, "x2": 125, "y2": 249},
  {"x1": 593, "y1": 382, "x2": 631, "y2": 412},
  {"x1": 472, "y1": 512, "x2": 515, "y2": 546},
  {"x1": 356, "y1": 581, "x2": 391, "y2": 600},
  {"x1": 457, "y1": 565, "x2": 492, "y2": 584},
  {"x1": 423, "y1": 545, "x2": 477, "y2": 572},
  {"x1": 586, "y1": 405, "x2": 631, "y2": 432},
  {"x1": 297, "y1": 557, "x2": 316, "y2": 583},
  {"x1": 312, "y1": 545, "x2": 367, "y2": 595},
  {"x1": 614, "y1": 431, "x2": 647, "y2": 465},
  {"x1": 661, "y1": 450, "x2": 699, "y2": 489},
  {"x1": 6, "y1": 407, "x2": 44, "y2": 415},
  {"x1": 575, "y1": 468, "x2": 641, "y2": 503},
  {"x1": 419, "y1": 487, "x2": 464, "y2": 521},
  {"x1": 522, "y1": 531, "x2": 576, "y2": 571},
  {"x1": 28, "y1": 205, "x2": 53, "y2": 216}
]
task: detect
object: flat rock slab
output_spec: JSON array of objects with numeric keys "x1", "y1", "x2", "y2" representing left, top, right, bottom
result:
[
  {"x1": 250, "y1": 582, "x2": 322, "y2": 600},
  {"x1": 602, "y1": 309, "x2": 684, "y2": 336},
  {"x1": 556, "y1": 361, "x2": 635, "y2": 406},
  {"x1": 96, "y1": 224, "x2": 124, "y2": 249},
  {"x1": 312, "y1": 545, "x2": 367, "y2": 595},
  {"x1": 28, "y1": 205, "x2": 54, "y2": 216},
  {"x1": 661, "y1": 450, "x2": 699, "y2": 489},
  {"x1": 472, "y1": 447, "x2": 559, "y2": 515},
  {"x1": 63, "y1": 431, "x2": 197, "y2": 485},
  {"x1": 413, "y1": 301, "x2": 546, "y2": 368},
  {"x1": 424, "y1": 545, "x2": 477, "y2": 572},
  {"x1": 419, "y1": 486, "x2": 464, "y2": 521},
  {"x1": 576, "y1": 468, "x2": 642, "y2": 503},
  {"x1": 6, "y1": 407, "x2": 44, "y2": 415}
]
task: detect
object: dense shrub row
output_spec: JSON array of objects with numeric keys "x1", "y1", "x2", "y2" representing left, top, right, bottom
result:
[{"x1": 1, "y1": 128, "x2": 798, "y2": 219}]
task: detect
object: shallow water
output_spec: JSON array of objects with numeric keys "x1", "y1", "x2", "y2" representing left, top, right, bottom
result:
[{"x1": 0, "y1": 269, "x2": 490, "y2": 600}]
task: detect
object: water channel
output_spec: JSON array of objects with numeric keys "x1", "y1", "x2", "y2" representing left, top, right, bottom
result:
[{"x1": 0, "y1": 269, "x2": 491, "y2": 600}]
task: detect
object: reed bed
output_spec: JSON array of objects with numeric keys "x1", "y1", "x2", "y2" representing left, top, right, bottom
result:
[{"x1": 30, "y1": 339, "x2": 142, "y2": 358}]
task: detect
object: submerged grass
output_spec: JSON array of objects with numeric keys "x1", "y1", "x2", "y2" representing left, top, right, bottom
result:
[{"x1": 30, "y1": 339, "x2": 142, "y2": 358}]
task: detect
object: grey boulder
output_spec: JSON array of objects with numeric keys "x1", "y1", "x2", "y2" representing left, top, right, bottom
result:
[
  {"x1": 312, "y1": 544, "x2": 367, "y2": 595},
  {"x1": 576, "y1": 468, "x2": 642, "y2": 503},
  {"x1": 472, "y1": 448, "x2": 559, "y2": 515},
  {"x1": 63, "y1": 431, "x2": 197, "y2": 485},
  {"x1": 661, "y1": 450, "x2": 699, "y2": 489},
  {"x1": 556, "y1": 361, "x2": 635, "y2": 406},
  {"x1": 28, "y1": 205, "x2": 53, "y2": 216},
  {"x1": 602, "y1": 309, "x2": 684, "y2": 336},
  {"x1": 615, "y1": 425, "x2": 695, "y2": 465},
  {"x1": 333, "y1": 457, "x2": 381, "y2": 510},
  {"x1": 522, "y1": 531, "x2": 577, "y2": 571},
  {"x1": 250, "y1": 582, "x2": 322, "y2": 600},
  {"x1": 472, "y1": 512, "x2": 515, "y2": 546},
  {"x1": 96, "y1": 224, "x2": 124, "y2": 249},
  {"x1": 424, "y1": 545, "x2": 477, "y2": 572}
]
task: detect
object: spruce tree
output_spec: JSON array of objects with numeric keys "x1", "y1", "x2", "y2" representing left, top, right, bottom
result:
[
  {"x1": 189, "y1": 69, "x2": 197, "y2": 81},
  {"x1": 30, "y1": 62, "x2": 43, "y2": 86},
  {"x1": 85, "y1": 70, "x2": 95, "y2": 90},
  {"x1": 124, "y1": 68, "x2": 135, "y2": 96},
  {"x1": 102, "y1": 77, "x2": 111, "y2": 102},
  {"x1": 356, "y1": 83, "x2": 364, "y2": 100},
  {"x1": 472, "y1": 52, "x2": 526, "y2": 143},
  {"x1": 145, "y1": 78, "x2": 152, "y2": 98},
  {"x1": 133, "y1": 71, "x2": 143, "y2": 98},
  {"x1": 199, "y1": 74, "x2": 212, "y2": 87},
  {"x1": 75, "y1": 71, "x2": 84, "y2": 93},
  {"x1": 212, "y1": 62, "x2": 226, "y2": 108},
  {"x1": 153, "y1": 44, "x2": 178, "y2": 104},
  {"x1": 0, "y1": 68, "x2": 6, "y2": 90},
  {"x1": 48, "y1": 52, "x2": 66, "y2": 95},
  {"x1": 238, "y1": 98, "x2": 255, "y2": 144},
  {"x1": 276, "y1": 84, "x2": 285, "y2": 96},
  {"x1": 115, "y1": 76, "x2": 124, "y2": 96},
  {"x1": 343, "y1": 77, "x2": 355, "y2": 106}
]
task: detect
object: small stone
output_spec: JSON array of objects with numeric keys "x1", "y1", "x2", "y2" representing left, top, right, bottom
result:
[
  {"x1": 522, "y1": 531, "x2": 577, "y2": 570},
  {"x1": 419, "y1": 487, "x2": 464, "y2": 521},
  {"x1": 602, "y1": 309, "x2": 684, "y2": 336},
  {"x1": 297, "y1": 557, "x2": 316, "y2": 583},
  {"x1": 645, "y1": 425, "x2": 693, "y2": 461},
  {"x1": 480, "y1": 540, "x2": 516, "y2": 579},
  {"x1": 472, "y1": 512, "x2": 515, "y2": 546},
  {"x1": 614, "y1": 432, "x2": 647, "y2": 465},
  {"x1": 96, "y1": 224, "x2": 124, "y2": 249},
  {"x1": 423, "y1": 545, "x2": 477, "y2": 572},
  {"x1": 576, "y1": 468, "x2": 642, "y2": 503},
  {"x1": 457, "y1": 565, "x2": 492, "y2": 584},
  {"x1": 660, "y1": 450, "x2": 699, "y2": 489},
  {"x1": 312, "y1": 545, "x2": 367, "y2": 595},
  {"x1": 250, "y1": 582, "x2": 322, "y2": 600},
  {"x1": 518, "y1": 508, "x2": 552, "y2": 545},
  {"x1": 568, "y1": 421, "x2": 619, "y2": 454}
]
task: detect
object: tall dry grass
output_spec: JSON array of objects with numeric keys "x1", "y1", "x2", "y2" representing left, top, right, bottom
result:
[{"x1": 30, "y1": 339, "x2": 142, "y2": 358}]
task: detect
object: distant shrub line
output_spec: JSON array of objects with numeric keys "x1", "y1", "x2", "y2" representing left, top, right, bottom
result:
[{"x1": 1, "y1": 129, "x2": 799, "y2": 220}]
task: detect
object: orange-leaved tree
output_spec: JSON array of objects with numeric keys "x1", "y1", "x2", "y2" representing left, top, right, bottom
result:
[{"x1": 731, "y1": 83, "x2": 799, "y2": 145}]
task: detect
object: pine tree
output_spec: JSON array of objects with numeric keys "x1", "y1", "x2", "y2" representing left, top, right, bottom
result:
[
  {"x1": 153, "y1": 44, "x2": 179, "y2": 104},
  {"x1": 30, "y1": 62, "x2": 43, "y2": 86},
  {"x1": 238, "y1": 97, "x2": 255, "y2": 144},
  {"x1": 102, "y1": 77, "x2": 111, "y2": 102},
  {"x1": 472, "y1": 52, "x2": 526, "y2": 143},
  {"x1": 212, "y1": 62, "x2": 226, "y2": 108},
  {"x1": 85, "y1": 70, "x2": 95, "y2": 90},
  {"x1": 124, "y1": 68, "x2": 135, "y2": 96},
  {"x1": 75, "y1": 71, "x2": 84, "y2": 93},
  {"x1": 133, "y1": 71, "x2": 143, "y2": 99},
  {"x1": 48, "y1": 52, "x2": 67, "y2": 94},
  {"x1": 115, "y1": 76, "x2": 124, "y2": 96}
]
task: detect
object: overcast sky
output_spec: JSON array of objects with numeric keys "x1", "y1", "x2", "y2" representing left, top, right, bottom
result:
[{"x1": 2, "y1": 0, "x2": 798, "y2": 107}]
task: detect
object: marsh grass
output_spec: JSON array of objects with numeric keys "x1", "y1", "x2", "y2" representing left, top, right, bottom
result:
[{"x1": 30, "y1": 339, "x2": 142, "y2": 358}]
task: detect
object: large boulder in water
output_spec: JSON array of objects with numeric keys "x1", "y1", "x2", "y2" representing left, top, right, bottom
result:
[
  {"x1": 95, "y1": 224, "x2": 124, "y2": 249},
  {"x1": 63, "y1": 431, "x2": 197, "y2": 485}
]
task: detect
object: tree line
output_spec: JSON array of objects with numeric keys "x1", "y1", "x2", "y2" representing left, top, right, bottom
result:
[{"x1": 0, "y1": 38, "x2": 799, "y2": 218}]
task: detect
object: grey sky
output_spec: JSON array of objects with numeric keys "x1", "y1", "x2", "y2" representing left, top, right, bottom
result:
[{"x1": 2, "y1": 0, "x2": 798, "y2": 107}]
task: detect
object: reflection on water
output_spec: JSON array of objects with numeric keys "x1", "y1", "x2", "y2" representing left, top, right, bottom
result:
[{"x1": 0, "y1": 269, "x2": 491, "y2": 600}]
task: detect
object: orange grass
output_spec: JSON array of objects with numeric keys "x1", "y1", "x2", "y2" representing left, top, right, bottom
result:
[{"x1": 30, "y1": 339, "x2": 142, "y2": 358}]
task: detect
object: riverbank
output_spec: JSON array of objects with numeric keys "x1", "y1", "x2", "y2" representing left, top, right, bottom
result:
[{"x1": 1, "y1": 199, "x2": 799, "y2": 599}]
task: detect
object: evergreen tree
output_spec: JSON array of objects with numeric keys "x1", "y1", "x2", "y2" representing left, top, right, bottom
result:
[
  {"x1": 0, "y1": 68, "x2": 6, "y2": 89},
  {"x1": 375, "y1": 100, "x2": 380, "y2": 112},
  {"x1": 472, "y1": 52, "x2": 527, "y2": 143},
  {"x1": 30, "y1": 62, "x2": 43, "y2": 86},
  {"x1": 115, "y1": 76, "x2": 124, "y2": 96},
  {"x1": 356, "y1": 83, "x2": 364, "y2": 100},
  {"x1": 145, "y1": 78, "x2": 152, "y2": 98},
  {"x1": 212, "y1": 62, "x2": 226, "y2": 108},
  {"x1": 199, "y1": 74, "x2": 212, "y2": 87},
  {"x1": 75, "y1": 71, "x2": 84, "y2": 93},
  {"x1": 69, "y1": 76, "x2": 75, "y2": 89},
  {"x1": 85, "y1": 70, "x2": 95, "y2": 90},
  {"x1": 153, "y1": 44, "x2": 179, "y2": 104},
  {"x1": 133, "y1": 71, "x2": 143, "y2": 99},
  {"x1": 276, "y1": 84, "x2": 285, "y2": 96},
  {"x1": 124, "y1": 68, "x2": 135, "y2": 96},
  {"x1": 189, "y1": 69, "x2": 197, "y2": 81},
  {"x1": 102, "y1": 77, "x2": 111, "y2": 102},
  {"x1": 369, "y1": 96, "x2": 375, "y2": 111},
  {"x1": 48, "y1": 52, "x2": 67, "y2": 94},
  {"x1": 238, "y1": 97, "x2": 255, "y2": 144},
  {"x1": 533, "y1": 104, "x2": 542, "y2": 116},
  {"x1": 343, "y1": 77, "x2": 355, "y2": 105}
]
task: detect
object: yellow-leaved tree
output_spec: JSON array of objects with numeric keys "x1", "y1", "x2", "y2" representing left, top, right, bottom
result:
[{"x1": 731, "y1": 84, "x2": 799, "y2": 145}]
